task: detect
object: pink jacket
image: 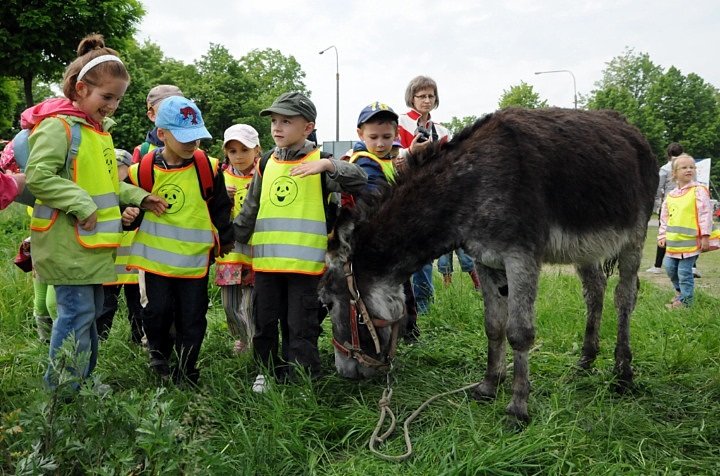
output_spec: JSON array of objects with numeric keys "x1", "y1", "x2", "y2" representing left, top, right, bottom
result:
[
  {"x1": 0, "y1": 173, "x2": 19, "y2": 209},
  {"x1": 658, "y1": 181, "x2": 714, "y2": 258}
]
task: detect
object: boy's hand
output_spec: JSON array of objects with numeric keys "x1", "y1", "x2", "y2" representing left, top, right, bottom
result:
[
  {"x1": 658, "y1": 238, "x2": 666, "y2": 248},
  {"x1": 217, "y1": 242, "x2": 234, "y2": 257},
  {"x1": 226, "y1": 184, "x2": 237, "y2": 201},
  {"x1": 700, "y1": 235, "x2": 710, "y2": 252},
  {"x1": 121, "y1": 207, "x2": 141, "y2": 226},
  {"x1": 141, "y1": 194, "x2": 168, "y2": 216},
  {"x1": 290, "y1": 158, "x2": 335, "y2": 177},
  {"x1": 78, "y1": 211, "x2": 98, "y2": 231}
]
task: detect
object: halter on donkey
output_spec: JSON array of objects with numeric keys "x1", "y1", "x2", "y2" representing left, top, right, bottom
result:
[{"x1": 319, "y1": 107, "x2": 658, "y2": 423}]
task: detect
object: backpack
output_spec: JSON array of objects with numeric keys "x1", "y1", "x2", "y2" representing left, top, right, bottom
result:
[
  {"x1": 259, "y1": 149, "x2": 338, "y2": 232},
  {"x1": 7, "y1": 118, "x2": 82, "y2": 206},
  {"x1": 137, "y1": 149, "x2": 216, "y2": 201}
]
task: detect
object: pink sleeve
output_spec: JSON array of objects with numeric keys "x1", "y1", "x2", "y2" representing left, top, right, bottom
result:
[
  {"x1": 0, "y1": 173, "x2": 19, "y2": 210},
  {"x1": 658, "y1": 199, "x2": 669, "y2": 240},
  {"x1": 696, "y1": 186, "x2": 713, "y2": 236}
]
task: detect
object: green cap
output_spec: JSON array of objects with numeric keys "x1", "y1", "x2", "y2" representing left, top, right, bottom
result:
[{"x1": 260, "y1": 92, "x2": 317, "y2": 122}]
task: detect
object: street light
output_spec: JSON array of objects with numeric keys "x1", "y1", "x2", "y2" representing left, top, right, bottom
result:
[
  {"x1": 319, "y1": 45, "x2": 339, "y2": 141},
  {"x1": 534, "y1": 69, "x2": 577, "y2": 109}
]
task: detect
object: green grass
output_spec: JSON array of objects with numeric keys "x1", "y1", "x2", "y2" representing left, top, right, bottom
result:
[{"x1": 2, "y1": 204, "x2": 720, "y2": 474}]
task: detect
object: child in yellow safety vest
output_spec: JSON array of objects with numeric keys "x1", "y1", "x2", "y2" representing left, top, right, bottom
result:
[
  {"x1": 233, "y1": 92, "x2": 368, "y2": 393},
  {"x1": 658, "y1": 153, "x2": 720, "y2": 308},
  {"x1": 216, "y1": 124, "x2": 260, "y2": 354},
  {"x1": 24, "y1": 34, "x2": 167, "y2": 392},
  {"x1": 126, "y1": 96, "x2": 234, "y2": 386}
]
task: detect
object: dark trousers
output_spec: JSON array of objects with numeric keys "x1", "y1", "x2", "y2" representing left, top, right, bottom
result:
[
  {"x1": 252, "y1": 272, "x2": 322, "y2": 378},
  {"x1": 96, "y1": 284, "x2": 143, "y2": 342},
  {"x1": 142, "y1": 273, "x2": 209, "y2": 380}
]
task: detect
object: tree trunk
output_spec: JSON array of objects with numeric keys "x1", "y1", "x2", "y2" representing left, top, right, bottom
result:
[{"x1": 23, "y1": 73, "x2": 34, "y2": 107}]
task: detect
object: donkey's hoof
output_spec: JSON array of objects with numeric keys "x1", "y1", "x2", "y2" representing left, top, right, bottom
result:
[
  {"x1": 611, "y1": 379, "x2": 636, "y2": 395},
  {"x1": 505, "y1": 403, "x2": 530, "y2": 428},
  {"x1": 472, "y1": 381, "x2": 498, "y2": 401}
]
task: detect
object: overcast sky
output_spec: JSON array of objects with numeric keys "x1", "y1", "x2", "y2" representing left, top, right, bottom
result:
[{"x1": 136, "y1": 0, "x2": 719, "y2": 144}]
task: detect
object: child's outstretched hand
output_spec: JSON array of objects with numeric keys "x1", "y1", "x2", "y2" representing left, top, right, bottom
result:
[
  {"x1": 141, "y1": 194, "x2": 168, "y2": 216},
  {"x1": 290, "y1": 158, "x2": 335, "y2": 177},
  {"x1": 700, "y1": 235, "x2": 710, "y2": 252},
  {"x1": 122, "y1": 207, "x2": 140, "y2": 226},
  {"x1": 226, "y1": 184, "x2": 237, "y2": 201},
  {"x1": 78, "y1": 211, "x2": 97, "y2": 231}
]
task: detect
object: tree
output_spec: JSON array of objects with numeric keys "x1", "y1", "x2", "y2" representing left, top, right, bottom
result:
[
  {"x1": 498, "y1": 81, "x2": 548, "y2": 109},
  {"x1": 443, "y1": 116, "x2": 479, "y2": 135},
  {"x1": 0, "y1": 0, "x2": 144, "y2": 106},
  {"x1": 111, "y1": 39, "x2": 200, "y2": 152},
  {"x1": 0, "y1": 78, "x2": 20, "y2": 139}
]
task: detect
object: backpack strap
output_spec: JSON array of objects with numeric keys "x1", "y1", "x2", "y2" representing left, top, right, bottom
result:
[
  {"x1": 137, "y1": 149, "x2": 156, "y2": 193},
  {"x1": 193, "y1": 149, "x2": 215, "y2": 201},
  {"x1": 67, "y1": 123, "x2": 81, "y2": 163}
]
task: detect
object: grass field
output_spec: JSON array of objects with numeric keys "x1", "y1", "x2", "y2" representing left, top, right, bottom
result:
[{"x1": 1, "y1": 203, "x2": 719, "y2": 475}]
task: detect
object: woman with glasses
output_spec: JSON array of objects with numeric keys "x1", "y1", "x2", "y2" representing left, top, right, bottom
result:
[{"x1": 395, "y1": 76, "x2": 465, "y2": 342}]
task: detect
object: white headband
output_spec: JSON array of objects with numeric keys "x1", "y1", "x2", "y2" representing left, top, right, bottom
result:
[{"x1": 77, "y1": 54, "x2": 124, "y2": 81}]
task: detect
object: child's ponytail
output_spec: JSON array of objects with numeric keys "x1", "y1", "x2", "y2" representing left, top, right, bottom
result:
[{"x1": 63, "y1": 34, "x2": 129, "y2": 100}]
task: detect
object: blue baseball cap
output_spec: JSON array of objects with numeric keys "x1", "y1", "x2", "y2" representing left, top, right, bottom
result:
[
  {"x1": 357, "y1": 101, "x2": 398, "y2": 127},
  {"x1": 155, "y1": 96, "x2": 212, "y2": 143}
]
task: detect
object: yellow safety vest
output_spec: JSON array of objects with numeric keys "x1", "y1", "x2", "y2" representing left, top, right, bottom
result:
[
  {"x1": 106, "y1": 230, "x2": 139, "y2": 285},
  {"x1": 666, "y1": 186, "x2": 720, "y2": 253},
  {"x1": 126, "y1": 158, "x2": 219, "y2": 278},
  {"x1": 349, "y1": 151, "x2": 395, "y2": 183},
  {"x1": 216, "y1": 168, "x2": 253, "y2": 265},
  {"x1": 30, "y1": 125, "x2": 122, "y2": 249},
  {"x1": 252, "y1": 149, "x2": 327, "y2": 274}
]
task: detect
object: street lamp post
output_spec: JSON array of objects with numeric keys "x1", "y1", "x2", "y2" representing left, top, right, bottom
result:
[
  {"x1": 319, "y1": 45, "x2": 339, "y2": 141},
  {"x1": 534, "y1": 69, "x2": 577, "y2": 109}
]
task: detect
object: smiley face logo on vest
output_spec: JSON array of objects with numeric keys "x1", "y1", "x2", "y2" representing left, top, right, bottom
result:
[
  {"x1": 104, "y1": 147, "x2": 116, "y2": 176},
  {"x1": 158, "y1": 184, "x2": 185, "y2": 214},
  {"x1": 270, "y1": 176, "x2": 298, "y2": 207}
]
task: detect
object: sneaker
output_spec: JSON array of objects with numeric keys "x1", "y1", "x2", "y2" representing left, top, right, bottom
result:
[
  {"x1": 645, "y1": 266, "x2": 663, "y2": 274},
  {"x1": 693, "y1": 267, "x2": 701, "y2": 278},
  {"x1": 149, "y1": 358, "x2": 171, "y2": 382},
  {"x1": 252, "y1": 374, "x2": 268, "y2": 394}
]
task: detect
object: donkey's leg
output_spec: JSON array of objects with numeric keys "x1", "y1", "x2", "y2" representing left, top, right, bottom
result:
[
  {"x1": 575, "y1": 263, "x2": 607, "y2": 370},
  {"x1": 473, "y1": 266, "x2": 508, "y2": 401},
  {"x1": 613, "y1": 243, "x2": 642, "y2": 392},
  {"x1": 503, "y1": 253, "x2": 540, "y2": 423}
]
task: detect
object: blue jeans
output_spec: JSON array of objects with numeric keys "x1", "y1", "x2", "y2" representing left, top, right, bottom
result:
[
  {"x1": 45, "y1": 284, "x2": 104, "y2": 389},
  {"x1": 664, "y1": 256, "x2": 695, "y2": 306},
  {"x1": 437, "y1": 248, "x2": 475, "y2": 274},
  {"x1": 412, "y1": 263, "x2": 434, "y2": 315}
]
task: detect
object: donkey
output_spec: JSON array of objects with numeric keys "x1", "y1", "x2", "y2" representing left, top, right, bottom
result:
[{"x1": 319, "y1": 108, "x2": 658, "y2": 423}]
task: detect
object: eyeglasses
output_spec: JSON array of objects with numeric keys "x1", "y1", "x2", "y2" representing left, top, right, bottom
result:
[{"x1": 414, "y1": 94, "x2": 436, "y2": 101}]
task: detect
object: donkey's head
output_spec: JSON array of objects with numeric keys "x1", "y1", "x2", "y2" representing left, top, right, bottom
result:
[{"x1": 319, "y1": 211, "x2": 406, "y2": 379}]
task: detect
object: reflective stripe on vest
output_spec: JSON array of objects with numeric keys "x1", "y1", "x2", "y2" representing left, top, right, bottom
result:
[
  {"x1": 349, "y1": 151, "x2": 395, "y2": 183},
  {"x1": 106, "y1": 230, "x2": 139, "y2": 285},
  {"x1": 666, "y1": 187, "x2": 700, "y2": 253},
  {"x1": 252, "y1": 149, "x2": 327, "y2": 274},
  {"x1": 216, "y1": 168, "x2": 253, "y2": 265},
  {"x1": 126, "y1": 158, "x2": 218, "y2": 278},
  {"x1": 30, "y1": 124, "x2": 122, "y2": 248}
]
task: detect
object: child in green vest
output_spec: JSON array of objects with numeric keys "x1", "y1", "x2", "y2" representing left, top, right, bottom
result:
[
  {"x1": 233, "y1": 92, "x2": 367, "y2": 393},
  {"x1": 216, "y1": 124, "x2": 261, "y2": 354}
]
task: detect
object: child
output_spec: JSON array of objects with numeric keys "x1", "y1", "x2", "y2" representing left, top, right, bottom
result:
[
  {"x1": 126, "y1": 96, "x2": 234, "y2": 385},
  {"x1": 24, "y1": 34, "x2": 166, "y2": 390},
  {"x1": 350, "y1": 101, "x2": 398, "y2": 192},
  {"x1": 96, "y1": 149, "x2": 145, "y2": 344},
  {"x1": 233, "y1": 92, "x2": 367, "y2": 392},
  {"x1": 131, "y1": 85, "x2": 184, "y2": 163},
  {"x1": 216, "y1": 124, "x2": 260, "y2": 354},
  {"x1": 658, "y1": 153, "x2": 720, "y2": 308}
]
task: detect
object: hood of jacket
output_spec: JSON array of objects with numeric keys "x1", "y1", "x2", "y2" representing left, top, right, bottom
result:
[{"x1": 20, "y1": 97, "x2": 108, "y2": 131}]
